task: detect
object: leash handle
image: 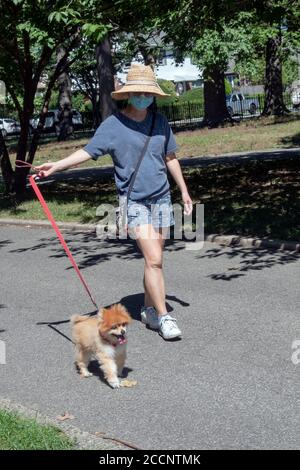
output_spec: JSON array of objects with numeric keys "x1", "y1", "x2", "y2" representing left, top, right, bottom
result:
[
  {"x1": 27, "y1": 171, "x2": 98, "y2": 310},
  {"x1": 15, "y1": 160, "x2": 39, "y2": 172}
]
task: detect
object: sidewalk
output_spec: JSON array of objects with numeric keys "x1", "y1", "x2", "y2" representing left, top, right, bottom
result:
[
  {"x1": 1, "y1": 147, "x2": 300, "y2": 251},
  {"x1": 1, "y1": 147, "x2": 299, "y2": 186},
  {"x1": 25, "y1": 146, "x2": 300, "y2": 185},
  {"x1": 0, "y1": 224, "x2": 299, "y2": 449}
]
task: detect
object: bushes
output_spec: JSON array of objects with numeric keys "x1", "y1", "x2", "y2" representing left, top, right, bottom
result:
[
  {"x1": 224, "y1": 79, "x2": 233, "y2": 95},
  {"x1": 157, "y1": 101, "x2": 204, "y2": 122},
  {"x1": 156, "y1": 79, "x2": 178, "y2": 106},
  {"x1": 156, "y1": 82, "x2": 204, "y2": 121},
  {"x1": 157, "y1": 78, "x2": 176, "y2": 96},
  {"x1": 178, "y1": 87, "x2": 204, "y2": 104}
]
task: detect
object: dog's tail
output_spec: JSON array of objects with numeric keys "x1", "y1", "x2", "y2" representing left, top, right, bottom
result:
[{"x1": 70, "y1": 314, "x2": 87, "y2": 326}]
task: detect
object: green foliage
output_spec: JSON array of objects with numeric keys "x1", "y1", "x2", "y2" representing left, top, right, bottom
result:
[
  {"x1": 179, "y1": 88, "x2": 204, "y2": 104},
  {"x1": 235, "y1": 52, "x2": 299, "y2": 88},
  {"x1": 49, "y1": 90, "x2": 59, "y2": 110},
  {"x1": 234, "y1": 56, "x2": 265, "y2": 85},
  {"x1": 282, "y1": 56, "x2": 299, "y2": 87},
  {"x1": 156, "y1": 79, "x2": 178, "y2": 105},
  {"x1": 72, "y1": 92, "x2": 90, "y2": 112},
  {"x1": 33, "y1": 88, "x2": 59, "y2": 113},
  {"x1": 48, "y1": 7, "x2": 81, "y2": 25},
  {"x1": 33, "y1": 95, "x2": 44, "y2": 114},
  {"x1": 0, "y1": 410, "x2": 74, "y2": 450},
  {"x1": 191, "y1": 12, "x2": 255, "y2": 74},
  {"x1": 157, "y1": 79, "x2": 176, "y2": 96},
  {"x1": 81, "y1": 23, "x2": 113, "y2": 43},
  {"x1": 224, "y1": 79, "x2": 233, "y2": 95}
]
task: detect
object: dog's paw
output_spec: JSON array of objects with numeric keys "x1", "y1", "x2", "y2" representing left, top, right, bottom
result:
[
  {"x1": 108, "y1": 379, "x2": 120, "y2": 389},
  {"x1": 120, "y1": 379, "x2": 137, "y2": 388},
  {"x1": 80, "y1": 371, "x2": 93, "y2": 378}
]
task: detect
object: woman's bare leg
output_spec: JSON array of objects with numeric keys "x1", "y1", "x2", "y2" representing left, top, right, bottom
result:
[{"x1": 132, "y1": 224, "x2": 168, "y2": 315}]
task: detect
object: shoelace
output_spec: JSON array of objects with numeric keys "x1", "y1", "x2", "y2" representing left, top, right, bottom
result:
[{"x1": 161, "y1": 316, "x2": 178, "y2": 330}]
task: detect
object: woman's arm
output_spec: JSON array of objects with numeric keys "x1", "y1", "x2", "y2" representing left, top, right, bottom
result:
[
  {"x1": 166, "y1": 153, "x2": 193, "y2": 215},
  {"x1": 34, "y1": 148, "x2": 92, "y2": 178}
]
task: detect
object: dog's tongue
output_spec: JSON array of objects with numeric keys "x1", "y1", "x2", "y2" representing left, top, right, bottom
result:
[{"x1": 118, "y1": 336, "x2": 127, "y2": 345}]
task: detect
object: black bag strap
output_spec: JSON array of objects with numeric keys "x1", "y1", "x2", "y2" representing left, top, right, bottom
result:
[{"x1": 126, "y1": 111, "x2": 156, "y2": 203}]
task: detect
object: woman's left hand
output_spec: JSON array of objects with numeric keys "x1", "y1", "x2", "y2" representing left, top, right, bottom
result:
[{"x1": 182, "y1": 191, "x2": 193, "y2": 216}]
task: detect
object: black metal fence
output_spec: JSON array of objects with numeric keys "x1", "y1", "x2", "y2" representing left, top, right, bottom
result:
[
  {"x1": 156, "y1": 92, "x2": 294, "y2": 131},
  {"x1": 83, "y1": 93, "x2": 295, "y2": 132},
  {"x1": 157, "y1": 102, "x2": 204, "y2": 130},
  {"x1": 1, "y1": 92, "x2": 296, "y2": 137}
]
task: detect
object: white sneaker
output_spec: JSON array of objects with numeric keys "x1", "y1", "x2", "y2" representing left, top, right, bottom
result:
[
  {"x1": 140, "y1": 306, "x2": 159, "y2": 330},
  {"x1": 159, "y1": 315, "x2": 182, "y2": 340}
]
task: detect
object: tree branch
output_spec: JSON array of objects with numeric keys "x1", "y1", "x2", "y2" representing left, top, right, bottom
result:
[{"x1": 5, "y1": 81, "x2": 23, "y2": 119}]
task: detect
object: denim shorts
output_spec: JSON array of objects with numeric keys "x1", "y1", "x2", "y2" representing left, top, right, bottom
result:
[{"x1": 126, "y1": 192, "x2": 175, "y2": 229}]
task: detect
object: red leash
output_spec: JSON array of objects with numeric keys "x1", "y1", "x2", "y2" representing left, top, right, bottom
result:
[{"x1": 15, "y1": 160, "x2": 99, "y2": 310}]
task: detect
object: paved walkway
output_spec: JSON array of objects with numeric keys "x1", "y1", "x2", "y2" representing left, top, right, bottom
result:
[
  {"x1": 30, "y1": 147, "x2": 300, "y2": 186},
  {"x1": 0, "y1": 147, "x2": 296, "y2": 186},
  {"x1": 1, "y1": 224, "x2": 299, "y2": 449}
]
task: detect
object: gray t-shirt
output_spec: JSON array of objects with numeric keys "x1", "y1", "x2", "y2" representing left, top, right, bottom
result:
[{"x1": 83, "y1": 110, "x2": 178, "y2": 201}]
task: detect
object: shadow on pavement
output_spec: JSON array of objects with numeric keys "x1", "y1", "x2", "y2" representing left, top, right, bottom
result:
[
  {"x1": 118, "y1": 292, "x2": 190, "y2": 322},
  {"x1": 196, "y1": 244, "x2": 299, "y2": 280},
  {"x1": 0, "y1": 240, "x2": 12, "y2": 250},
  {"x1": 8, "y1": 231, "x2": 186, "y2": 271}
]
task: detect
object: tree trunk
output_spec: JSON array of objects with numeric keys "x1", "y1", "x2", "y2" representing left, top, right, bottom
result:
[
  {"x1": 56, "y1": 45, "x2": 74, "y2": 141},
  {"x1": 0, "y1": 130, "x2": 14, "y2": 195},
  {"x1": 14, "y1": 83, "x2": 35, "y2": 199},
  {"x1": 28, "y1": 71, "x2": 59, "y2": 162},
  {"x1": 262, "y1": 31, "x2": 290, "y2": 116},
  {"x1": 96, "y1": 35, "x2": 116, "y2": 121},
  {"x1": 202, "y1": 66, "x2": 233, "y2": 127}
]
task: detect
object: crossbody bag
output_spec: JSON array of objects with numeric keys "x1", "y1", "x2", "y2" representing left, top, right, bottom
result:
[{"x1": 117, "y1": 111, "x2": 156, "y2": 234}]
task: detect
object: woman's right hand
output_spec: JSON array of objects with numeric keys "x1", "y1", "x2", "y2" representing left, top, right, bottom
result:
[{"x1": 33, "y1": 162, "x2": 57, "y2": 178}]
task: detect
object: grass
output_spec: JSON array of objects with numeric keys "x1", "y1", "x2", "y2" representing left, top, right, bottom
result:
[
  {"x1": 177, "y1": 158, "x2": 300, "y2": 242},
  {"x1": 175, "y1": 115, "x2": 300, "y2": 157},
  {"x1": 5, "y1": 114, "x2": 300, "y2": 168},
  {"x1": 0, "y1": 409, "x2": 75, "y2": 450},
  {"x1": 1, "y1": 115, "x2": 300, "y2": 241},
  {"x1": 1, "y1": 157, "x2": 299, "y2": 241},
  {"x1": 0, "y1": 179, "x2": 117, "y2": 223}
]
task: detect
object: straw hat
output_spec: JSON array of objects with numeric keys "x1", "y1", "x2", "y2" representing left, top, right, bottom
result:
[{"x1": 111, "y1": 64, "x2": 170, "y2": 100}]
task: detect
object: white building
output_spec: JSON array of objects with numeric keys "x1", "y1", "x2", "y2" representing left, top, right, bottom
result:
[
  {"x1": 156, "y1": 56, "x2": 203, "y2": 94},
  {"x1": 116, "y1": 54, "x2": 203, "y2": 95},
  {"x1": 117, "y1": 52, "x2": 237, "y2": 95}
]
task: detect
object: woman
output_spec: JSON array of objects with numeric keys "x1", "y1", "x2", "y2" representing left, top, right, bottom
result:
[{"x1": 35, "y1": 64, "x2": 193, "y2": 340}]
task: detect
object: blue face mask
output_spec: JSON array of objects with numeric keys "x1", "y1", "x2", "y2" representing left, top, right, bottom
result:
[{"x1": 128, "y1": 95, "x2": 154, "y2": 110}]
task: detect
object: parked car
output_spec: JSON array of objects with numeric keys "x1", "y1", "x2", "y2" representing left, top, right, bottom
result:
[
  {"x1": 226, "y1": 93, "x2": 259, "y2": 116},
  {"x1": 0, "y1": 118, "x2": 21, "y2": 138},
  {"x1": 30, "y1": 109, "x2": 83, "y2": 134}
]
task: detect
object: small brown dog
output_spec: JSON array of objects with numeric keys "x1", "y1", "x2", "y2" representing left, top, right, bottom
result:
[{"x1": 71, "y1": 303, "x2": 132, "y2": 389}]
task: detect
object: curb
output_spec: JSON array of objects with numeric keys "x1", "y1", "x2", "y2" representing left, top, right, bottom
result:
[
  {"x1": 205, "y1": 234, "x2": 300, "y2": 253},
  {"x1": 0, "y1": 218, "x2": 95, "y2": 232},
  {"x1": 0, "y1": 397, "x2": 130, "y2": 450},
  {"x1": 0, "y1": 217, "x2": 299, "y2": 252}
]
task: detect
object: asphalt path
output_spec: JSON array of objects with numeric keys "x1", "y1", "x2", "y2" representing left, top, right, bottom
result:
[{"x1": 0, "y1": 225, "x2": 299, "y2": 449}]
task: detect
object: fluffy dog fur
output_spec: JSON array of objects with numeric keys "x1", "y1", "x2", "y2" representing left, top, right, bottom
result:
[{"x1": 71, "y1": 303, "x2": 132, "y2": 389}]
